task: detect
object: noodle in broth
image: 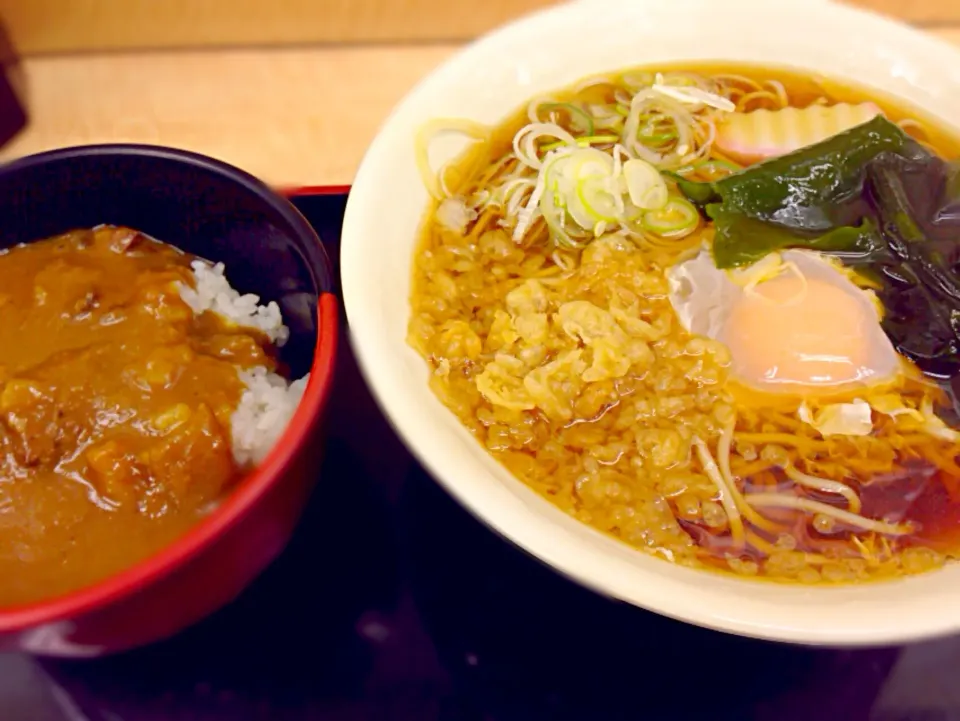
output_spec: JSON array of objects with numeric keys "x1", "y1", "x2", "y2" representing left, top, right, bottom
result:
[{"x1": 408, "y1": 64, "x2": 960, "y2": 584}]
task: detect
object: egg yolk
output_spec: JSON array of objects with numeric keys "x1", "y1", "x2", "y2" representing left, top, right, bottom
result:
[{"x1": 721, "y1": 273, "x2": 879, "y2": 392}]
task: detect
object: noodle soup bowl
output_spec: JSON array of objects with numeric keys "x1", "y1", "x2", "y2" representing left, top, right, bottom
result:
[{"x1": 342, "y1": 0, "x2": 960, "y2": 645}]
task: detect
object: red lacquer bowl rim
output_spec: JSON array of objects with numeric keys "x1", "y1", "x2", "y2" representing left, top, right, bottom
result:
[{"x1": 0, "y1": 176, "x2": 341, "y2": 633}]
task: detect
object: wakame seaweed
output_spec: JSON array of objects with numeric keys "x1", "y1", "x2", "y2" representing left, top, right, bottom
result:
[{"x1": 676, "y1": 115, "x2": 960, "y2": 377}]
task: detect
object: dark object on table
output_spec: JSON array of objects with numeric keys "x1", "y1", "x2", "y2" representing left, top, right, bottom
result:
[
  {"x1": 0, "y1": 146, "x2": 337, "y2": 656},
  {"x1": 0, "y1": 17, "x2": 26, "y2": 149}
]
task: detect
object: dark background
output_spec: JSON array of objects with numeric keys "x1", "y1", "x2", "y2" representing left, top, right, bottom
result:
[{"x1": 1, "y1": 192, "x2": 957, "y2": 721}]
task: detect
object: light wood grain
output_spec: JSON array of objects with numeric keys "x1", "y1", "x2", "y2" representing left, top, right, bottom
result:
[
  {"x1": 0, "y1": 0, "x2": 956, "y2": 55},
  {"x1": 3, "y1": 28, "x2": 960, "y2": 187},
  {"x1": 0, "y1": 0, "x2": 558, "y2": 55},
  {"x1": 0, "y1": 45, "x2": 458, "y2": 186}
]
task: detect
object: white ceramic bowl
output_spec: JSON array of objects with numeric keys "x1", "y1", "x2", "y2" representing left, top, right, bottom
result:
[{"x1": 342, "y1": 0, "x2": 960, "y2": 645}]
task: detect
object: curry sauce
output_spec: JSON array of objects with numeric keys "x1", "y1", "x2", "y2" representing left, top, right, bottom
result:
[{"x1": 0, "y1": 225, "x2": 275, "y2": 606}]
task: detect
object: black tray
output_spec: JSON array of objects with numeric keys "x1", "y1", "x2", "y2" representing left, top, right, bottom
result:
[{"x1": 4, "y1": 191, "x2": 958, "y2": 721}]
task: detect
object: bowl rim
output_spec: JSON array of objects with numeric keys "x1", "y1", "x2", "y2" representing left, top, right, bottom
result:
[
  {"x1": 342, "y1": 0, "x2": 960, "y2": 646},
  {"x1": 0, "y1": 144, "x2": 339, "y2": 632}
]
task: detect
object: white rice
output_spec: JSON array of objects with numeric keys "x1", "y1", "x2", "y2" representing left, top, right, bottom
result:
[
  {"x1": 177, "y1": 261, "x2": 310, "y2": 467},
  {"x1": 179, "y1": 260, "x2": 290, "y2": 346},
  {"x1": 231, "y1": 368, "x2": 310, "y2": 467}
]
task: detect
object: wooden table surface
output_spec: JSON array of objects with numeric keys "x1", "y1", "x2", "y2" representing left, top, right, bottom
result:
[{"x1": 1, "y1": 0, "x2": 959, "y2": 187}]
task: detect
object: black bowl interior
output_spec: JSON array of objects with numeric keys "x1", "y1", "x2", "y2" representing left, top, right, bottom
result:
[{"x1": 0, "y1": 145, "x2": 332, "y2": 379}]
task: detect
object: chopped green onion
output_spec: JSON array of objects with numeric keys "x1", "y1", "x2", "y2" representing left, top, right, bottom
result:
[
  {"x1": 623, "y1": 158, "x2": 668, "y2": 211},
  {"x1": 576, "y1": 177, "x2": 619, "y2": 225},
  {"x1": 691, "y1": 159, "x2": 740, "y2": 181},
  {"x1": 579, "y1": 134, "x2": 620, "y2": 145},
  {"x1": 534, "y1": 150, "x2": 609, "y2": 248},
  {"x1": 634, "y1": 114, "x2": 680, "y2": 148},
  {"x1": 641, "y1": 197, "x2": 700, "y2": 238},
  {"x1": 541, "y1": 134, "x2": 620, "y2": 152},
  {"x1": 539, "y1": 102, "x2": 595, "y2": 136},
  {"x1": 638, "y1": 112, "x2": 675, "y2": 127},
  {"x1": 639, "y1": 132, "x2": 678, "y2": 145},
  {"x1": 561, "y1": 149, "x2": 618, "y2": 228}
]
